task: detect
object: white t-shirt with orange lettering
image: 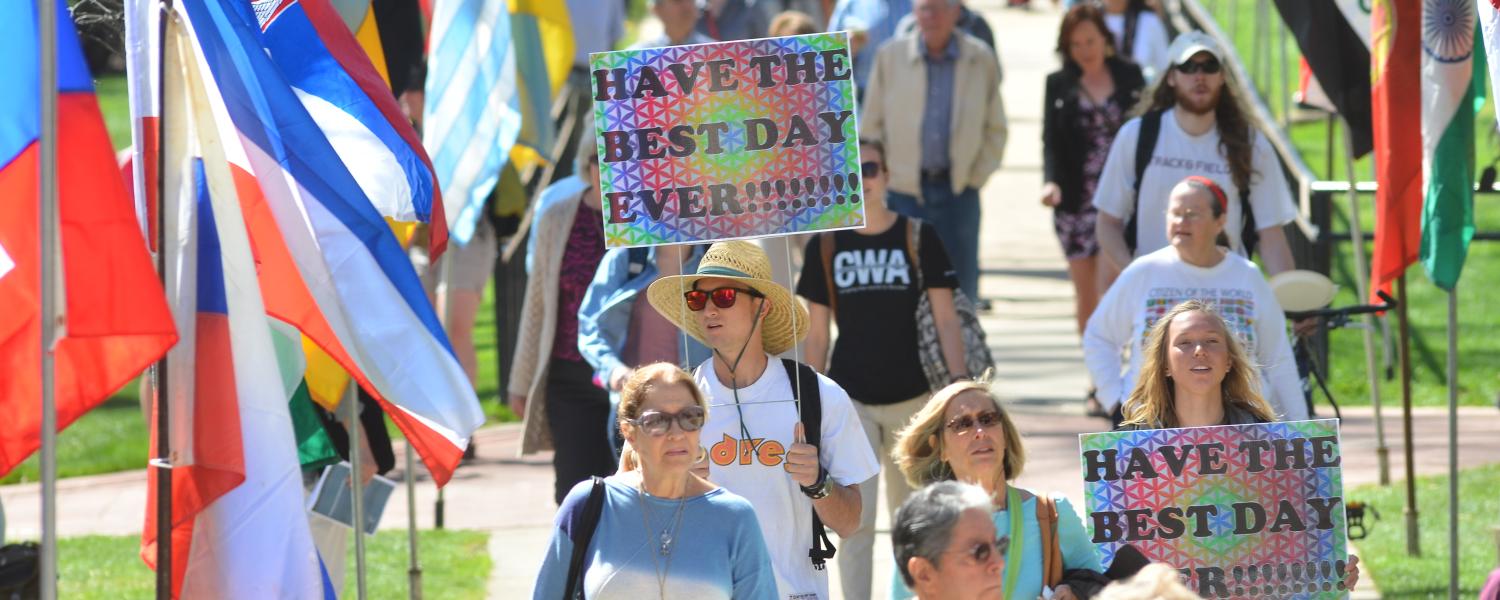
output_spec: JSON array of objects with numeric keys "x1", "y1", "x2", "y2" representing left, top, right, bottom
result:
[{"x1": 695, "y1": 356, "x2": 879, "y2": 600}]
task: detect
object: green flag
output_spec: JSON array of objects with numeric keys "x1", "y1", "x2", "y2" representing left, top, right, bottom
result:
[
  {"x1": 289, "y1": 379, "x2": 340, "y2": 471},
  {"x1": 1420, "y1": 17, "x2": 1483, "y2": 290}
]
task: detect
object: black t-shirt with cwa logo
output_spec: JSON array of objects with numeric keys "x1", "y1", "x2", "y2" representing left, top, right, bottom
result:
[{"x1": 796, "y1": 216, "x2": 959, "y2": 404}]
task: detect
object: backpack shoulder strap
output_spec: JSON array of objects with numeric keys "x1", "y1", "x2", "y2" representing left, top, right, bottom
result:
[
  {"x1": 819, "y1": 232, "x2": 837, "y2": 314},
  {"x1": 906, "y1": 217, "x2": 924, "y2": 288},
  {"x1": 563, "y1": 477, "x2": 608, "y2": 599},
  {"x1": 626, "y1": 247, "x2": 650, "y2": 276},
  {"x1": 783, "y1": 359, "x2": 822, "y2": 448},
  {"x1": 1034, "y1": 494, "x2": 1064, "y2": 586},
  {"x1": 1121, "y1": 8, "x2": 1140, "y2": 57},
  {"x1": 1128, "y1": 110, "x2": 1165, "y2": 254},
  {"x1": 1238, "y1": 184, "x2": 1259, "y2": 257},
  {"x1": 782, "y1": 358, "x2": 835, "y2": 569}
]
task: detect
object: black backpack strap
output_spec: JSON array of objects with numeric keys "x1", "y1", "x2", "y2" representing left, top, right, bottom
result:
[
  {"x1": 1238, "y1": 184, "x2": 1259, "y2": 257},
  {"x1": 782, "y1": 359, "x2": 835, "y2": 569},
  {"x1": 1127, "y1": 110, "x2": 1164, "y2": 255},
  {"x1": 1121, "y1": 8, "x2": 1139, "y2": 58},
  {"x1": 563, "y1": 477, "x2": 608, "y2": 599},
  {"x1": 626, "y1": 246, "x2": 650, "y2": 277}
]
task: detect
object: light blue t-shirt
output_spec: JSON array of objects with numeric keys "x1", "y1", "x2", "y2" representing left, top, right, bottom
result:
[
  {"x1": 534, "y1": 477, "x2": 778, "y2": 600},
  {"x1": 892, "y1": 492, "x2": 1104, "y2": 599}
]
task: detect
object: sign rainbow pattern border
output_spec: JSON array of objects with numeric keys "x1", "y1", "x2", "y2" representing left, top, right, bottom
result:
[{"x1": 589, "y1": 32, "x2": 865, "y2": 248}]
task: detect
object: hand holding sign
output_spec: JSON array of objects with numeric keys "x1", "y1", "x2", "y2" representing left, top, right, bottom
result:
[
  {"x1": 1080, "y1": 420, "x2": 1353, "y2": 598},
  {"x1": 784, "y1": 421, "x2": 819, "y2": 488}
]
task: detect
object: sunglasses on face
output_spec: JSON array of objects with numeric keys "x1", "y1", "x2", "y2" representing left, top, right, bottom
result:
[
  {"x1": 630, "y1": 406, "x2": 706, "y2": 436},
  {"x1": 953, "y1": 535, "x2": 1010, "y2": 565},
  {"x1": 860, "y1": 161, "x2": 883, "y2": 178},
  {"x1": 1175, "y1": 59, "x2": 1222, "y2": 75},
  {"x1": 684, "y1": 286, "x2": 764, "y2": 311},
  {"x1": 945, "y1": 410, "x2": 1003, "y2": 435}
]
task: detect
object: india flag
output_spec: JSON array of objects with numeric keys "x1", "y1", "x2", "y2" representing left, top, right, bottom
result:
[{"x1": 1420, "y1": 0, "x2": 1482, "y2": 290}]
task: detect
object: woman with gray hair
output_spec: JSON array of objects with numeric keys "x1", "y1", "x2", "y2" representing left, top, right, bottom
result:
[{"x1": 893, "y1": 481, "x2": 1007, "y2": 600}]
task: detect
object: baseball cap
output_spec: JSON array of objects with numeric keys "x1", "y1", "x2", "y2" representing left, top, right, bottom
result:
[{"x1": 1166, "y1": 31, "x2": 1224, "y2": 66}]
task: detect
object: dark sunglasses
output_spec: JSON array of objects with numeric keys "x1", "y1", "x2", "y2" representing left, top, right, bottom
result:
[
  {"x1": 954, "y1": 536, "x2": 1010, "y2": 565},
  {"x1": 860, "y1": 161, "x2": 883, "y2": 178},
  {"x1": 946, "y1": 410, "x2": 1003, "y2": 435},
  {"x1": 1175, "y1": 59, "x2": 1222, "y2": 74},
  {"x1": 630, "y1": 406, "x2": 707, "y2": 436},
  {"x1": 684, "y1": 286, "x2": 764, "y2": 311}
]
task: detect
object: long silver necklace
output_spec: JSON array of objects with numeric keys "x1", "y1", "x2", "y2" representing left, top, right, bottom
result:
[{"x1": 638, "y1": 481, "x2": 689, "y2": 598}]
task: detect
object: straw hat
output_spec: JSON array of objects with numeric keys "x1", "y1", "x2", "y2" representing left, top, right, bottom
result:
[{"x1": 646, "y1": 240, "x2": 809, "y2": 356}]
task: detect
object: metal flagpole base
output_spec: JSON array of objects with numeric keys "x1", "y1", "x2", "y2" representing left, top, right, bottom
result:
[
  {"x1": 1376, "y1": 446, "x2": 1391, "y2": 486},
  {"x1": 1404, "y1": 510, "x2": 1421, "y2": 557},
  {"x1": 405, "y1": 443, "x2": 422, "y2": 599}
]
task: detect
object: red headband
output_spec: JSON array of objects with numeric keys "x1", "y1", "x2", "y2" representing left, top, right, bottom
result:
[{"x1": 1184, "y1": 176, "x2": 1228, "y2": 213}]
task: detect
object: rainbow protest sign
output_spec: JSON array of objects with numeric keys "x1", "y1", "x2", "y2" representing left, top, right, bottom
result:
[
  {"x1": 589, "y1": 33, "x2": 864, "y2": 248},
  {"x1": 1080, "y1": 420, "x2": 1350, "y2": 598}
]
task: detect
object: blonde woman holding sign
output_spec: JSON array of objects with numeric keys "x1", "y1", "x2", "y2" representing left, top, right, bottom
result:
[
  {"x1": 1115, "y1": 300, "x2": 1363, "y2": 591},
  {"x1": 891, "y1": 382, "x2": 1106, "y2": 599}
]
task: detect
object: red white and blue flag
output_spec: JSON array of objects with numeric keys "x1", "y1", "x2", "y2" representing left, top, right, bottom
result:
[
  {"x1": 253, "y1": 0, "x2": 448, "y2": 255},
  {"x1": 0, "y1": 0, "x2": 177, "y2": 476},
  {"x1": 144, "y1": 0, "x2": 485, "y2": 486}
]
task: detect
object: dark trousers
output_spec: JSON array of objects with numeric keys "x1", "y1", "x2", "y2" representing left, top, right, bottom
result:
[{"x1": 544, "y1": 357, "x2": 615, "y2": 504}]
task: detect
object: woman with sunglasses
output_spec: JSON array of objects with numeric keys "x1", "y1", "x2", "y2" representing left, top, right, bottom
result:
[
  {"x1": 892, "y1": 480, "x2": 1009, "y2": 600},
  {"x1": 891, "y1": 381, "x2": 1106, "y2": 600},
  {"x1": 534, "y1": 363, "x2": 778, "y2": 599},
  {"x1": 797, "y1": 140, "x2": 970, "y2": 600}
]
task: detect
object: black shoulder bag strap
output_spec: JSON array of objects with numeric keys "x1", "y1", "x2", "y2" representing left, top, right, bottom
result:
[
  {"x1": 782, "y1": 358, "x2": 835, "y2": 569},
  {"x1": 1121, "y1": 8, "x2": 1140, "y2": 57},
  {"x1": 563, "y1": 477, "x2": 608, "y2": 600},
  {"x1": 1238, "y1": 164, "x2": 1259, "y2": 257},
  {"x1": 1127, "y1": 110, "x2": 1165, "y2": 255}
]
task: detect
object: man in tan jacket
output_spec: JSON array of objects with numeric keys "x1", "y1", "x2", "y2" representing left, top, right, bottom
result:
[{"x1": 859, "y1": 0, "x2": 1007, "y2": 306}]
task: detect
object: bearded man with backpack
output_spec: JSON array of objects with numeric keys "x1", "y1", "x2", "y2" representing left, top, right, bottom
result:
[{"x1": 1090, "y1": 32, "x2": 1300, "y2": 287}]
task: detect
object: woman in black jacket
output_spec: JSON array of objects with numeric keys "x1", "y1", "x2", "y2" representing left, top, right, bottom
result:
[{"x1": 1041, "y1": 4, "x2": 1145, "y2": 416}]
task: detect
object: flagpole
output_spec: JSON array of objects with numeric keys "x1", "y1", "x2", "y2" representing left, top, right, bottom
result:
[
  {"x1": 346, "y1": 384, "x2": 368, "y2": 600},
  {"x1": 1446, "y1": 287, "x2": 1458, "y2": 599},
  {"x1": 38, "y1": 0, "x2": 61, "y2": 596},
  {"x1": 153, "y1": 2, "x2": 175, "y2": 598},
  {"x1": 1340, "y1": 122, "x2": 1391, "y2": 486},
  {"x1": 1397, "y1": 273, "x2": 1419, "y2": 556},
  {"x1": 405, "y1": 444, "x2": 422, "y2": 600}
]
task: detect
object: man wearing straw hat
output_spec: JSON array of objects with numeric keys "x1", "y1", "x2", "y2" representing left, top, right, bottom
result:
[{"x1": 648, "y1": 240, "x2": 880, "y2": 600}]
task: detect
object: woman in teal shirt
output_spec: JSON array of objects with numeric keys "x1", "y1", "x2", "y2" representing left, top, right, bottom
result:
[{"x1": 891, "y1": 381, "x2": 1105, "y2": 599}]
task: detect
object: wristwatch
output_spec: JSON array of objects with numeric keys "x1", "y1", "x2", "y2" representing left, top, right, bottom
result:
[{"x1": 801, "y1": 468, "x2": 832, "y2": 500}]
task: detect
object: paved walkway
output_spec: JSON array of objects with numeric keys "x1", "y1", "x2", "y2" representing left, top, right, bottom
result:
[{"x1": 3, "y1": 2, "x2": 1498, "y2": 598}]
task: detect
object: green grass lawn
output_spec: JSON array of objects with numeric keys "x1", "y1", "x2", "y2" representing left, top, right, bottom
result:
[
  {"x1": 1347, "y1": 464, "x2": 1500, "y2": 597},
  {"x1": 53, "y1": 529, "x2": 491, "y2": 599},
  {"x1": 1, "y1": 391, "x2": 148, "y2": 486},
  {"x1": 1201, "y1": 3, "x2": 1500, "y2": 409}
]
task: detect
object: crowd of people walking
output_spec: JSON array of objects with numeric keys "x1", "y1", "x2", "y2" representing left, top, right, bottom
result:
[{"x1": 497, "y1": 0, "x2": 1358, "y2": 598}]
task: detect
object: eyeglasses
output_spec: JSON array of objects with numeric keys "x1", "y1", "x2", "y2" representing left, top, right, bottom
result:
[
  {"x1": 630, "y1": 406, "x2": 706, "y2": 436},
  {"x1": 1175, "y1": 59, "x2": 1222, "y2": 74},
  {"x1": 945, "y1": 410, "x2": 1003, "y2": 435},
  {"x1": 950, "y1": 536, "x2": 1010, "y2": 565},
  {"x1": 860, "y1": 161, "x2": 883, "y2": 178},
  {"x1": 684, "y1": 286, "x2": 764, "y2": 311}
]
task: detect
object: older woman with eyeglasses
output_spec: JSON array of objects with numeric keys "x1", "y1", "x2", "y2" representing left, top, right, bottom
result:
[
  {"x1": 533, "y1": 363, "x2": 777, "y2": 599},
  {"x1": 893, "y1": 481, "x2": 1008, "y2": 600},
  {"x1": 891, "y1": 381, "x2": 1106, "y2": 600}
]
